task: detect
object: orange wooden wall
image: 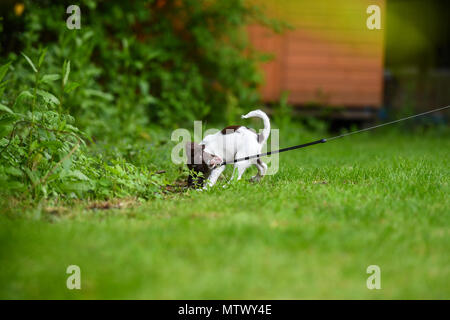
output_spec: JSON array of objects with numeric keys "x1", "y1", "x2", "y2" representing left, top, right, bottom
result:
[{"x1": 248, "y1": 0, "x2": 385, "y2": 108}]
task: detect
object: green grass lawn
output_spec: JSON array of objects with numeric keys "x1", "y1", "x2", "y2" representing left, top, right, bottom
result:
[{"x1": 0, "y1": 130, "x2": 449, "y2": 299}]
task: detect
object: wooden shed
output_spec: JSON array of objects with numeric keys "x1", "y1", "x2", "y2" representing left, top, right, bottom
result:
[{"x1": 248, "y1": 0, "x2": 385, "y2": 118}]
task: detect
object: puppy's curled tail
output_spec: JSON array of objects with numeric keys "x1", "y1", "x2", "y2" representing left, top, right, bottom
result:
[{"x1": 242, "y1": 109, "x2": 271, "y2": 145}]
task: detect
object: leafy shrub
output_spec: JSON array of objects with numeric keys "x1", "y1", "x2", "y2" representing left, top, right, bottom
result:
[{"x1": 0, "y1": 55, "x2": 166, "y2": 200}]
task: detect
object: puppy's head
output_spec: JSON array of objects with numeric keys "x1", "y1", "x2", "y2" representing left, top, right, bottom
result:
[{"x1": 185, "y1": 142, "x2": 222, "y2": 187}]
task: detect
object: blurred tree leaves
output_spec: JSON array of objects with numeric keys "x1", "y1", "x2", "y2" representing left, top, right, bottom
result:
[{"x1": 1, "y1": 0, "x2": 285, "y2": 136}]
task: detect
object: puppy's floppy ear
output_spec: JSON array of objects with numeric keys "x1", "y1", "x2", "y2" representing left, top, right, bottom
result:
[{"x1": 201, "y1": 150, "x2": 222, "y2": 169}]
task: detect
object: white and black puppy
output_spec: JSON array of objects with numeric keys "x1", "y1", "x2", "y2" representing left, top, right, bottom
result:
[{"x1": 186, "y1": 109, "x2": 270, "y2": 188}]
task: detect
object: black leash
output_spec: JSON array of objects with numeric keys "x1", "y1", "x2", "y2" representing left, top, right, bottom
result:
[{"x1": 221, "y1": 105, "x2": 449, "y2": 166}]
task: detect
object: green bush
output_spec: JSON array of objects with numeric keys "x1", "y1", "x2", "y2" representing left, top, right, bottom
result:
[{"x1": 0, "y1": 55, "x2": 166, "y2": 200}]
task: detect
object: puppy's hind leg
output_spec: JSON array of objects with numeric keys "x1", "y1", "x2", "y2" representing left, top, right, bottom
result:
[
  {"x1": 251, "y1": 159, "x2": 267, "y2": 182},
  {"x1": 235, "y1": 162, "x2": 250, "y2": 181},
  {"x1": 258, "y1": 159, "x2": 268, "y2": 176}
]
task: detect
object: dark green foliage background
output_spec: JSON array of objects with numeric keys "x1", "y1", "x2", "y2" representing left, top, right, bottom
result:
[{"x1": 3, "y1": 0, "x2": 283, "y2": 135}]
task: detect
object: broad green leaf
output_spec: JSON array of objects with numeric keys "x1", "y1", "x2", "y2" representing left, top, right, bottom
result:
[
  {"x1": 21, "y1": 52, "x2": 38, "y2": 73},
  {"x1": 65, "y1": 124, "x2": 80, "y2": 133},
  {"x1": 63, "y1": 60, "x2": 70, "y2": 86},
  {"x1": 68, "y1": 170, "x2": 89, "y2": 181},
  {"x1": 0, "y1": 103, "x2": 13, "y2": 114},
  {"x1": 13, "y1": 90, "x2": 34, "y2": 108},
  {"x1": 41, "y1": 74, "x2": 61, "y2": 84},
  {"x1": 16, "y1": 90, "x2": 34, "y2": 99},
  {"x1": 36, "y1": 89, "x2": 60, "y2": 105},
  {"x1": 5, "y1": 167, "x2": 23, "y2": 177}
]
